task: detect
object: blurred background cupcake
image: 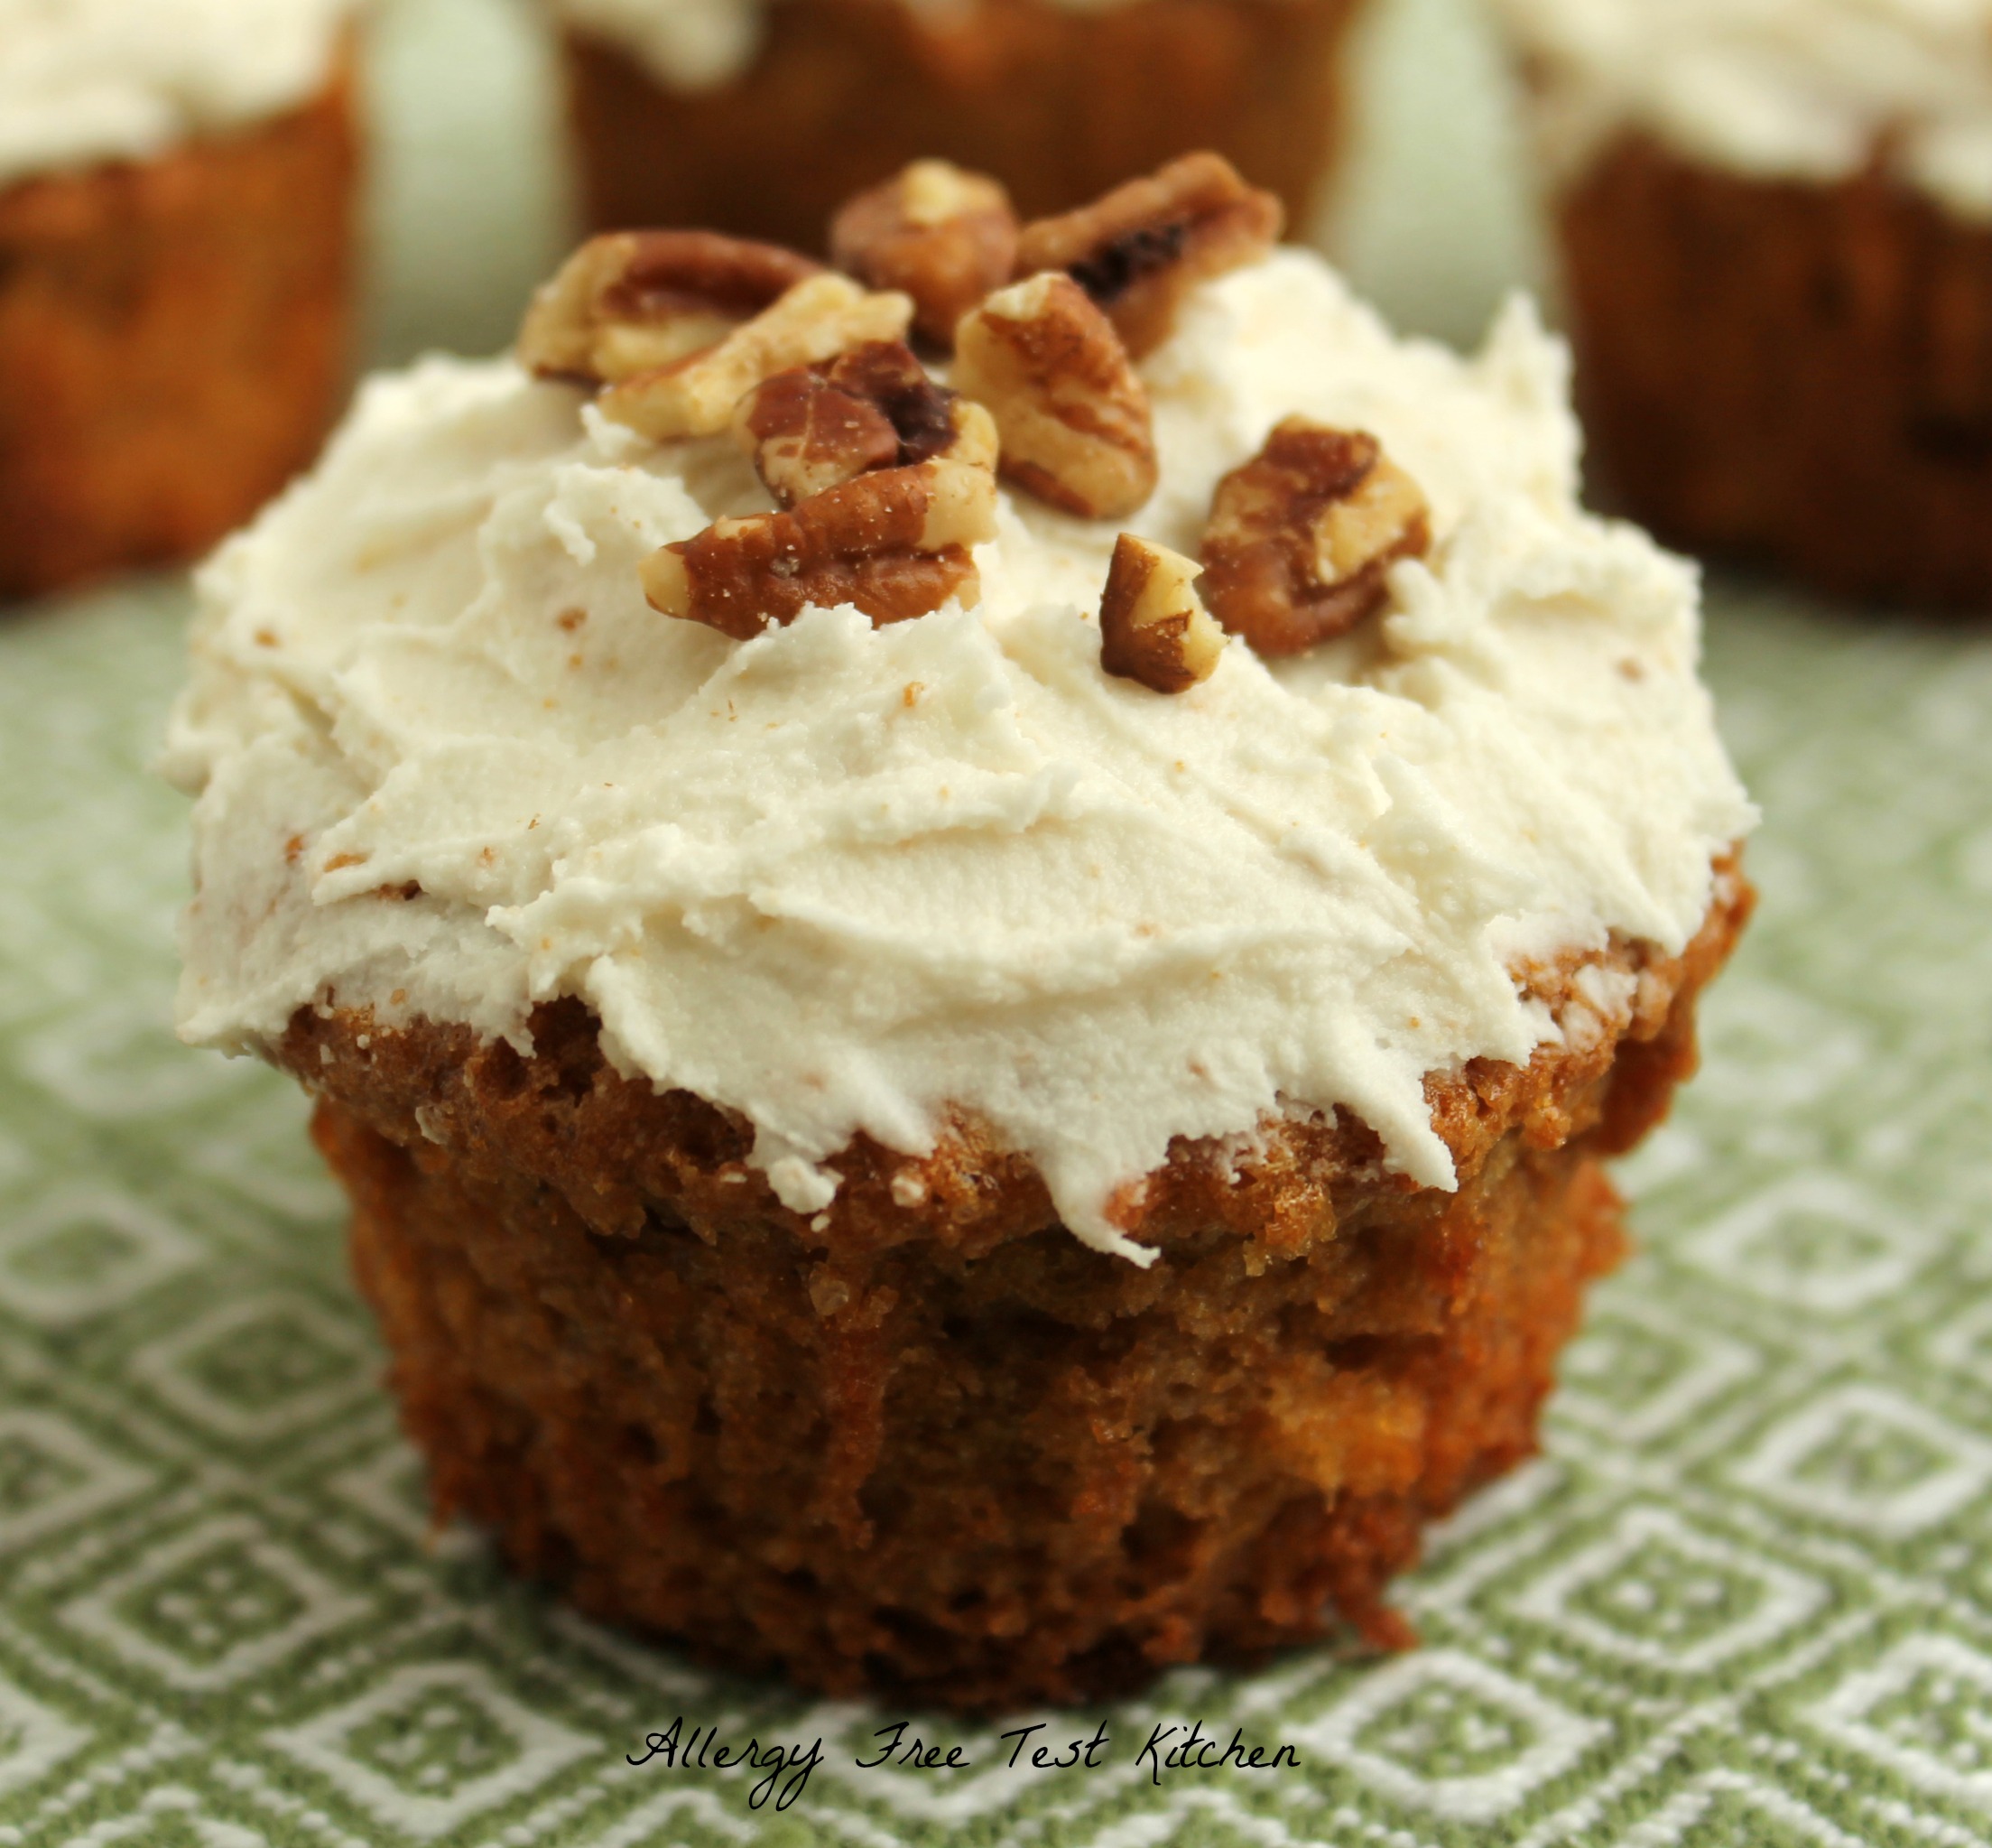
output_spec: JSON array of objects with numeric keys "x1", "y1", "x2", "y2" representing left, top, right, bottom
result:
[
  {"x1": 551, "y1": 0, "x2": 1376, "y2": 251},
  {"x1": 1489, "y1": 0, "x2": 1992, "y2": 608},
  {"x1": 0, "y1": 0, "x2": 362, "y2": 601}
]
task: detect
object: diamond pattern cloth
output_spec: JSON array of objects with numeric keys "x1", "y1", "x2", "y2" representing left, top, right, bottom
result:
[{"x1": 2, "y1": 0, "x2": 1989, "y2": 1843}]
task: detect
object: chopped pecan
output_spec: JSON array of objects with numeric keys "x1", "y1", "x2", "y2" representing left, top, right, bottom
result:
[
  {"x1": 1098, "y1": 534, "x2": 1226, "y2": 693},
  {"x1": 732, "y1": 339, "x2": 997, "y2": 506},
  {"x1": 1015, "y1": 152, "x2": 1283, "y2": 358},
  {"x1": 735, "y1": 368, "x2": 900, "y2": 507},
  {"x1": 598, "y1": 274, "x2": 913, "y2": 441},
  {"x1": 952, "y1": 274, "x2": 1157, "y2": 519},
  {"x1": 1200, "y1": 418, "x2": 1431, "y2": 656},
  {"x1": 517, "y1": 231, "x2": 822, "y2": 383},
  {"x1": 829, "y1": 160, "x2": 1020, "y2": 350},
  {"x1": 640, "y1": 459, "x2": 998, "y2": 635}
]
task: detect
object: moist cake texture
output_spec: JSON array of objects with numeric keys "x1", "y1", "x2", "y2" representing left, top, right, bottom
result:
[{"x1": 165, "y1": 202, "x2": 1753, "y2": 1701}]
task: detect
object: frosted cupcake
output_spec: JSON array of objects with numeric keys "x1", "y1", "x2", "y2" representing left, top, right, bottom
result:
[
  {"x1": 1492, "y1": 0, "x2": 1992, "y2": 606},
  {"x1": 164, "y1": 156, "x2": 1755, "y2": 1710},
  {"x1": 552, "y1": 0, "x2": 1370, "y2": 251},
  {"x1": 0, "y1": 0, "x2": 360, "y2": 600}
]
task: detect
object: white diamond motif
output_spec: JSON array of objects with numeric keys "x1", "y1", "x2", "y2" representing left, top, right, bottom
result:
[
  {"x1": 1284, "y1": 1648, "x2": 1607, "y2": 1822},
  {"x1": 1508, "y1": 1506, "x2": 1826, "y2": 1672},
  {"x1": 1730, "y1": 1384, "x2": 1992, "y2": 1537},
  {"x1": 0, "y1": 1407, "x2": 153, "y2": 1553},
  {"x1": 1805, "y1": 1634, "x2": 1992, "y2": 1808},
  {"x1": 57, "y1": 1512, "x2": 372, "y2": 1691},
  {"x1": 0, "y1": 1185, "x2": 202, "y2": 1325},
  {"x1": 265, "y1": 1662, "x2": 598, "y2": 1841}
]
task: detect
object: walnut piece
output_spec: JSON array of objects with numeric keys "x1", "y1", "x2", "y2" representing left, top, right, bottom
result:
[
  {"x1": 1015, "y1": 153, "x2": 1283, "y2": 358},
  {"x1": 951, "y1": 274, "x2": 1157, "y2": 519},
  {"x1": 641, "y1": 459, "x2": 998, "y2": 635},
  {"x1": 830, "y1": 160, "x2": 1021, "y2": 350},
  {"x1": 731, "y1": 339, "x2": 997, "y2": 506},
  {"x1": 598, "y1": 274, "x2": 913, "y2": 441},
  {"x1": 517, "y1": 231, "x2": 822, "y2": 383},
  {"x1": 1200, "y1": 417, "x2": 1431, "y2": 657},
  {"x1": 1098, "y1": 534, "x2": 1226, "y2": 693}
]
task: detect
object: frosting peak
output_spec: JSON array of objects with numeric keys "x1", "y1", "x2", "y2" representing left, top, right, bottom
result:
[{"x1": 164, "y1": 250, "x2": 1754, "y2": 1259}]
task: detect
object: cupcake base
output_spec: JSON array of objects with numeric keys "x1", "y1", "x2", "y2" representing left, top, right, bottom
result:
[
  {"x1": 1559, "y1": 135, "x2": 1992, "y2": 608},
  {"x1": 0, "y1": 63, "x2": 357, "y2": 602},
  {"x1": 563, "y1": 0, "x2": 1365, "y2": 253},
  {"x1": 282, "y1": 867, "x2": 1747, "y2": 1711}
]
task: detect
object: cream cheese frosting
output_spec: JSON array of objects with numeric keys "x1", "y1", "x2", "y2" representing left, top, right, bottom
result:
[
  {"x1": 556, "y1": 0, "x2": 1173, "y2": 93},
  {"x1": 1493, "y1": 0, "x2": 1992, "y2": 220},
  {"x1": 163, "y1": 248, "x2": 1755, "y2": 1261},
  {"x1": 0, "y1": 0, "x2": 358, "y2": 189}
]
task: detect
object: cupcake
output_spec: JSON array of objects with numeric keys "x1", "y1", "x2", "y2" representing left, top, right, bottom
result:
[
  {"x1": 164, "y1": 155, "x2": 1755, "y2": 1711},
  {"x1": 551, "y1": 0, "x2": 1370, "y2": 252},
  {"x1": 1491, "y1": 0, "x2": 1992, "y2": 607},
  {"x1": 0, "y1": 0, "x2": 360, "y2": 601}
]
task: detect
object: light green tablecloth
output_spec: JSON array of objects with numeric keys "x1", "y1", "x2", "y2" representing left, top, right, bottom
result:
[{"x1": 2, "y1": 1, "x2": 1988, "y2": 1842}]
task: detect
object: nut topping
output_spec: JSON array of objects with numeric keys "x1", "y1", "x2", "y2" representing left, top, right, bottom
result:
[
  {"x1": 1098, "y1": 535, "x2": 1226, "y2": 693},
  {"x1": 830, "y1": 160, "x2": 1020, "y2": 350},
  {"x1": 734, "y1": 368, "x2": 901, "y2": 507},
  {"x1": 1015, "y1": 153, "x2": 1283, "y2": 358},
  {"x1": 641, "y1": 459, "x2": 998, "y2": 636},
  {"x1": 732, "y1": 339, "x2": 997, "y2": 506},
  {"x1": 517, "y1": 231, "x2": 822, "y2": 383},
  {"x1": 1200, "y1": 418, "x2": 1431, "y2": 657},
  {"x1": 952, "y1": 274, "x2": 1157, "y2": 520},
  {"x1": 598, "y1": 274, "x2": 914, "y2": 441}
]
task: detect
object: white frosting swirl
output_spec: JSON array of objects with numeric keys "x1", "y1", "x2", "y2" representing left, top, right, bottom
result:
[
  {"x1": 555, "y1": 0, "x2": 1172, "y2": 93},
  {"x1": 0, "y1": 0, "x2": 358, "y2": 189},
  {"x1": 1492, "y1": 0, "x2": 1992, "y2": 220},
  {"x1": 163, "y1": 250, "x2": 1754, "y2": 1260}
]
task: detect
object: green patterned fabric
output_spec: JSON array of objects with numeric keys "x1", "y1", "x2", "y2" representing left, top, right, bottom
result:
[{"x1": 1, "y1": 0, "x2": 1988, "y2": 1842}]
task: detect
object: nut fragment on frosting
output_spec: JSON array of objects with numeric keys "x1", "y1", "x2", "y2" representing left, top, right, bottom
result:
[
  {"x1": 1098, "y1": 534, "x2": 1226, "y2": 693},
  {"x1": 640, "y1": 458, "x2": 996, "y2": 635},
  {"x1": 952, "y1": 273, "x2": 1157, "y2": 519},
  {"x1": 829, "y1": 161, "x2": 1020, "y2": 350},
  {"x1": 732, "y1": 339, "x2": 996, "y2": 506},
  {"x1": 1200, "y1": 417, "x2": 1431, "y2": 657},
  {"x1": 599, "y1": 274, "x2": 913, "y2": 440},
  {"x1": 1015, "y1": 153, "x2": 1283, "y2": 358},
  {"x1": 517, "y1": 231, "x2": 821, "y2": 383}
]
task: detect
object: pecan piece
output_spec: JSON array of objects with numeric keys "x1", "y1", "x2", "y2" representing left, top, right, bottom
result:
[
  {"x1": 517, "y1": 231, "x2": 822, "y2": 383},
  {"x1": 1200, "y1": 418, "x2": 1431, "y2": 657},
  {"x1": 599, "y1": 274, "x2": 913, "y2": 441},
  {"x1": 640, "y1": 459, "x2": 998, "y2": 635},
  {"x1": 830, "y1": 160, "x2": 1020, "y2": 350},
  {"x1": 952, "y1": 274, "x2": 1157, "y2": 519},
  {"x1": 1098, "y1": 534, "x2": 1226, "y2": 693},
  {"x1": 732, "y1": 339, "x2": 997, "y2": 506},
  {"x1": 1015, "y1": 152, "x2": 1283, "y2": 358}
]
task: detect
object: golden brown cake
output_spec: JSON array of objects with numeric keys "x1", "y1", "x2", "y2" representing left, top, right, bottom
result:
[
  {"x1": 0, "y1": 10, "x2": 359, "y2": 602},
  {"x1": 293, "y1": 879, "x2": 1744, "y2": 1710},
  {"x1": 1493, "y1": 0, "x2": 1992, "y2": 606},
  {"x1": 165, "y1": 162, "x2": 1756, "y2": 1708},
  {"x1": 557, "y1": 0, "x2": 1368, "y2": 250}
]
